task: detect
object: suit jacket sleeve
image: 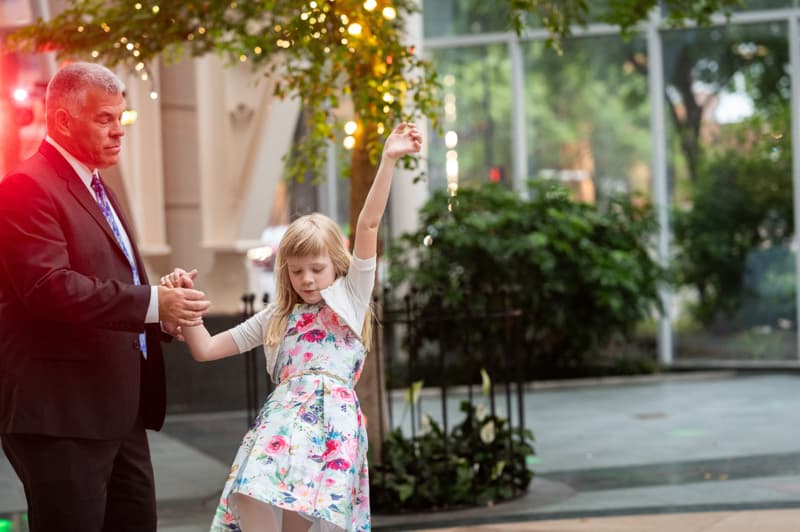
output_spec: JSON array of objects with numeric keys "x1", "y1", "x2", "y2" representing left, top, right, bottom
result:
[{"x1": 0, "y1": 170, "x2": 150, "y2": 332}]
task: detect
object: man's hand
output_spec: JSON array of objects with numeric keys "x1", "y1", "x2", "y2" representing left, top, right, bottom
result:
[
  {"x1": 159, "y1": 268, "x2": 201, "y2": 336},
  {"x1": 158, "y1": 286, "x2": 210, "y2": 327}
]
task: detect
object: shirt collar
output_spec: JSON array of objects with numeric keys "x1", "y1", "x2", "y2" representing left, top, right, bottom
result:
[{"x1": 45, "y1": 135, "x2": 96, "y2": 188}]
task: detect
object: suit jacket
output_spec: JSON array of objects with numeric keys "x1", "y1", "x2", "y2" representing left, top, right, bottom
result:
[{"x1": 0, "y1": 141, "x2": 166, "y2": 439}]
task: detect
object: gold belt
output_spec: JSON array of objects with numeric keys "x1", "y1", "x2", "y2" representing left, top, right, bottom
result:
[{"x1": 279, "y1": 370, "x2": 351, "y2": 388}]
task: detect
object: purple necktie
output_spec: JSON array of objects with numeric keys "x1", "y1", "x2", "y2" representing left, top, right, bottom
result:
[{"x1": 90, "y1": 171, "x2": 148, "y2": 359}]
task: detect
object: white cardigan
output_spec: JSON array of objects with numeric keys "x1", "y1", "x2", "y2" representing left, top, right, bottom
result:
[{"x1": 228, "y1": 254, "x2": 376, "y2": 380}]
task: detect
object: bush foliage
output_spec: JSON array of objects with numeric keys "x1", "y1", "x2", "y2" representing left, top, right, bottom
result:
[
  {"x1": 372, "y1": 375, "x2": 535, "y2": 512},
  {"x1": 386, "y1": 181, "x2": 667, "y2": 374}
]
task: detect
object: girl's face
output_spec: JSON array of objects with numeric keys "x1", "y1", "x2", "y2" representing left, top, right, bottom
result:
[{"x1": 286, "y1": 252, "x2": 337, "y2": 305}]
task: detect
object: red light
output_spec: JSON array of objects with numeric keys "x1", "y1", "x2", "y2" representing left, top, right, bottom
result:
[
  {"x1": 489, "y1": 166, "x2": 502, "y2": 183},
  {"x1": 12, "y1": 88, "x2": 29, "y2": 103}
]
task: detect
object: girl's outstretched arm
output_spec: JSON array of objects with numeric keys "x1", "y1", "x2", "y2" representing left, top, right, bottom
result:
[
  {"x1": 181, "y1": 325, "x2": 239, "y2": 362},
  {"x1": 354, "y1": 122, "x2": 423, "y2": 260},
  {"x1": 162, "y1": 268, "x2": 240, "y2": 362}
]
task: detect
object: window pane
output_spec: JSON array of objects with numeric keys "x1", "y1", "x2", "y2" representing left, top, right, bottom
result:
[
  {"x1": 427, "y1": 44, "x2": 513, "y2": 191},
  {"x1": 525, "y1": 34, "x2": 652, "y2": 203},
  {"x1": 526, "y1": 0, "x2": 620, "y2": 27},
  {"x1": 524, "y1": 34, "x2": 656, "y2": 360},
  {"x1": 663, "y1": 22, "x2": 796, "y2": 362},
  {"x1": 423, "y1": 0, "x2": 510, "y2": 39},
  {"x1": 733, "y1": 1, "x2": 799, "y2": 11}
]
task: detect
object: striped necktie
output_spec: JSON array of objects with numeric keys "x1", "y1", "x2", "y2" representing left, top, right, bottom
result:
[{"x1": 90, "y1": 171, "x2": 148, "y2": 359}]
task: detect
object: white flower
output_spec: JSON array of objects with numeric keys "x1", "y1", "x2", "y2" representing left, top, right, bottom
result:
[
  {"x1": 421, "y1": 414, "x2": 432, "y2": 434},
  {"x1": 475, "y1": 403, "x2": 488, "y2": 422},
  {"x1": 480, "y1": 420, "x2": 495, "y2": 444}
]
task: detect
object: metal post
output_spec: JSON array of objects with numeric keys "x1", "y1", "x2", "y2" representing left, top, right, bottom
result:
[
  {"x1": 790, "y1": 15, "x2": 800, "y2": 362},
  {"x1": 241, "y1": 293, "x2": 258, "y2": 424},
  {"x1": 509, "y1": 35, "x2": 529, "y2": 199},
  {"x1": 647, "y1": 8, "x2": 674, "y2": 365}
]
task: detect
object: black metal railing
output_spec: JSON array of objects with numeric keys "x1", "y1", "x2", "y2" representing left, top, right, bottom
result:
[{"x1": 371, "y1": 287, "x2": 533, "y2": 506}]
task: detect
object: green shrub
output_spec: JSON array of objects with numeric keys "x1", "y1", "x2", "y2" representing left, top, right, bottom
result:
[
  {"x1": 372, "y1": 375, "x2": 535, "y2": 511},
  {"x1": 386, "y1": 180, "x2": 667, "y2": 376}
]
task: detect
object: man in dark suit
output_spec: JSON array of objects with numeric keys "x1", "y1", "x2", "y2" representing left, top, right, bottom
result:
[{"x1": 0, "y1": 62, "x2": 210, "y2": 531}]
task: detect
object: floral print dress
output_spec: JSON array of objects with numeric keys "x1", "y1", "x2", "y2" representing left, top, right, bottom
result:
[{"x1": 210, "y1": 302, "x2": 370, "y2": 532}]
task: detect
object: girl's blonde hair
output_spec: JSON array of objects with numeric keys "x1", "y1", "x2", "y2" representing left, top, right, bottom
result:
[{"x1": 264, "y1": 213, "x2": 373, "y2": 350}]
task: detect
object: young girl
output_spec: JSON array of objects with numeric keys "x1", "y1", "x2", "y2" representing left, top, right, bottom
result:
[{"x1": 162, "y1": 123, "x2": 422, "y2": 532}]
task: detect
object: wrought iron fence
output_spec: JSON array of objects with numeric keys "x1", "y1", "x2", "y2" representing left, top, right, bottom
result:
[{"x1": 370, "y1": 288, "x2": 534, "y2": 508}]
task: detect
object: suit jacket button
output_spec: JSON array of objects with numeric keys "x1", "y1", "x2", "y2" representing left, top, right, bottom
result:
[{"x1": 132, "y1": 340, "x2": 139, "y2": 350}]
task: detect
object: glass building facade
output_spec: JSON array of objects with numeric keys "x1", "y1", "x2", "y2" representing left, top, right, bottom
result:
[{"x1": 422, "y1": 1, "x2": 800, "y2": 365}]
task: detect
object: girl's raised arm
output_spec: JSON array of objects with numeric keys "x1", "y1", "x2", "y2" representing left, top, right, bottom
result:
[{"x1": 353, "y1": 123, "x2": 423, "y2": 261}]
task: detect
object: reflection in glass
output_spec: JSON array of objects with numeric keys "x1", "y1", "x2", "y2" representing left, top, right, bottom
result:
[
  {"x1": 664, "y1": 22, "x2": 796, "y2": 361},
  {"x1": 423, "y1": 0, "x2": 510, "y2": 39},
  {"x1": 732, "y1": 1, "x2": 798, "y2": 11},
  {"x1": 524, "y1": 33, "x2": 656, "y2": 361},
  {"x1": 521, "y1": 0, "x2": 619, "y2": 28},
  {"x1": 427, "y1": 44, "x2": 512, "y2": 192},
  {"x1": 525, "y1": 34, "x2": 652, "y2": 204}
]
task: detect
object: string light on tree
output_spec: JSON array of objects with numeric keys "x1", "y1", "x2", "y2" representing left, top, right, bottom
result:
[
  {"x1": 343, "y1": 121, "x2": 357, "y2": 150},
  {"x1": 12, "y1": 88, "x2": 29, "y2": 102},
  {"x1": 445, "y1": 130, "x2": 458, "y2": 149},
  {"x1": 121, "y1": 109, "x2": 138, "y2": 126},
  {"x1": 9, "y1": 0, "x2": 443, "y2": 220}
]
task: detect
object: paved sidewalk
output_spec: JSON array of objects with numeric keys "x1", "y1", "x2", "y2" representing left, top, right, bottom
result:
[
  {"x1": 410, "y1": 509, "x2": 800, "y2": 531},
  {"x1": 1, "y1": 372, "x2": 799, "y2": 531}
]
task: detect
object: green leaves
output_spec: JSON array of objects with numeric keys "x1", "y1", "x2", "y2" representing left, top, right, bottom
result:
[
  {"x1": 405, "y1": 379, "x2": 424, "y2": 406},
  {"x1": 372, "y1": 398, "x2": 535, "y2": 511},
  {"x1": 387, "y1": 180, "x2": 667, "y2": 372},
  {"x1": 507, "y1": 0, "x2": 741, "y2": 50},
  {"x1": 9, "y1": 0, "x2": 441, "y2": 185}
]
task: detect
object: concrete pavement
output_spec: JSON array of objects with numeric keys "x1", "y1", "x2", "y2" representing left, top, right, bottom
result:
[{"x1": 1, "y1": 372, "x2": 799, "y2": 531}]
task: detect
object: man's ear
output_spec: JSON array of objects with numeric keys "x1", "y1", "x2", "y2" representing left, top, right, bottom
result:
[{"x1": 52, "y1": 108, "x2": 71, "y2": 137}]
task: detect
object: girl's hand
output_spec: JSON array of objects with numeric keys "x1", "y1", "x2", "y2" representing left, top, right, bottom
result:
[
  {"x1": 383, "y1": 122, "x2": 423, "y2": 161},
  {"x1": 160, "y1": 268, "x2": 198, "y2": 289},
  {"x1": 162, "y1": 322, "x2": 186, "y2": 341}
]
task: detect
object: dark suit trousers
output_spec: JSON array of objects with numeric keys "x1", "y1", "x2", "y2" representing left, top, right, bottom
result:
[{"x1": 1, "y1": 419, "x2": 156, "y2": 532}]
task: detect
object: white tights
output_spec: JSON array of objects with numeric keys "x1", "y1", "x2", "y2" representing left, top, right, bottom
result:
[{"x1": 230, "y1": 493, "x2": 313, "y2": 532}]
